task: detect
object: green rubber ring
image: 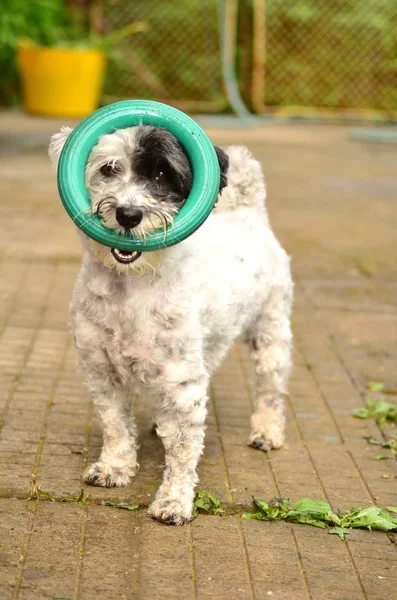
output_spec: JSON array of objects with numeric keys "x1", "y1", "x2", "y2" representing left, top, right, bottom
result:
[{"x1": 57, "y1": 100, "x2": 220, "y2": 251}]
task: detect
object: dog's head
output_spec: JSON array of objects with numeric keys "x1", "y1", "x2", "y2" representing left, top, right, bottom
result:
[{"x1": 49, "y1": 125, "x2": 229, "y2": 275}]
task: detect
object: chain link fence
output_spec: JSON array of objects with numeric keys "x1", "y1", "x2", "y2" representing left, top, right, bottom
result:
[
  {"x1": 100, "y1": 0, "x2": 397, "y2": 114},
  {"x1": 101, "y1": 0, "x2": 225, "y2": 112},
  {"x1": 260, "y1": 0, "x2": 397, "y2": 112}
]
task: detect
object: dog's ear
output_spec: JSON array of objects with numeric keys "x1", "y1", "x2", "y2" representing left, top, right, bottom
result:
[
  {"x1": 214, "y1": 146, "x2": 229, "y2": 194},
  {"x1": 48, "y1": 126, "x2": 73, "y2": 172}
]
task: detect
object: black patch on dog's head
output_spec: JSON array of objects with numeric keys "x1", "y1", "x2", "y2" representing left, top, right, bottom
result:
[
  {"x1": 214, "y1": 145, "x2": 229, "y2": 194},
  {"x1": 132, "y1": 127, "x2": 229, "y2": 206},
  {"x1": 133, "y1": 126, "x2": 193, "y2": 205}
]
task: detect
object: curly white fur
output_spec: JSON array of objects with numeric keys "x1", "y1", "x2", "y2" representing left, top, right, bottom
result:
[{"x1": 49, "y1": 128, "x2": 293, "y2": 525}]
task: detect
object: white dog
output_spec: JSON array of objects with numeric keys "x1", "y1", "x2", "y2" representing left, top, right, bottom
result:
[{"x1": 49, "y1": 123, "x2": 293, "y2": 525}]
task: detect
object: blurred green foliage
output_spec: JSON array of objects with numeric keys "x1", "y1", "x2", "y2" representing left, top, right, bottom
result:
[
  {"x1": 0, "y1": 0, "x2": 146, "y2": 106},
  {"x1": 0, "y1": 0, "x2": 67, "y2": 103}
]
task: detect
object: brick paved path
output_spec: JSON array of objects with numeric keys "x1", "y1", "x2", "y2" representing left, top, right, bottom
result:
[{"x1": 0, "y1": 113, "x2": 396, "y2": 599}]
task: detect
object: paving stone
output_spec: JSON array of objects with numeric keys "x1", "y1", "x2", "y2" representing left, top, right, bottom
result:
[
  {"x1": 348, "y1": 540, "x2": 397, "y2": 561},
  {"x1": 0, "y1": 499, "x2": 33, "y2": 600},
  {"x1": 359, "y1": 575, "x2": 397, "y2": 600},
  {"x1": 132, "y1": 513, "x2": 195, "y2": 600},
  {"x1": 192, "y1": 516, "x2": 252, "y2": 599},
  {"x1": 18, "y1": 502, "x2": 84, "y2": 600},
  {"x1": 292, "y1": 526, "x2": 365, "y2": 599}
]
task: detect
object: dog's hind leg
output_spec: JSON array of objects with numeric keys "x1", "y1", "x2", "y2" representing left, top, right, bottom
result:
[
  {"x1": 82, "y1": 375, "x2": 139, "y2": 487},
  {"x1": 247, "y1": 281, "x2": 293, "y2": 451}
]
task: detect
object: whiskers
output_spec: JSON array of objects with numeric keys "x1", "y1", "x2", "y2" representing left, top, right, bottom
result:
[
  {"x1": 111, "y1": 198, "x2": 177, "y2": 243},
  {"x1": 138, "y1": 198, "x2": 177, "y2": 242},
  {"x1": 94, "y1": 196, "x2": 116, "y2": 217},
  {"x1": 91, "y1": 196, "x2": 119, "y2": 231},
  {"x1": 89, "y1": 195, "x2": 178, "y2": 247}
]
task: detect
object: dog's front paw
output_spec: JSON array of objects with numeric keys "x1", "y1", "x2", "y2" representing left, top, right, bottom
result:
[
  {"x1": 148, "y1": 497, "x2": 193, "y2": 525},
  {"x1": 83, "y1": 461, "x2": 136, "y2": 487}
]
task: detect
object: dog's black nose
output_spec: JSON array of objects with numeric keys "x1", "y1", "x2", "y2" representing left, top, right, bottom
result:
[{"x1": 116, "y1": 206, "x2": 143, "y2": 229}]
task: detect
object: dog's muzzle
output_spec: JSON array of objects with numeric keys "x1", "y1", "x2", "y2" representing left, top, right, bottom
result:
[{"x1": 111, "y1": 248, "x2": 142, "y2": 264}]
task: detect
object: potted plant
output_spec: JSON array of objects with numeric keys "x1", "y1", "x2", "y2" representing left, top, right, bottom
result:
[{"x1": 1, "y1": 0, "x2": 146, "y2": 117}]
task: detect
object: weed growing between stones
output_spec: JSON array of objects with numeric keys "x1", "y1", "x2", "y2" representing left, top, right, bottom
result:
[
  {"x1": 101, "y1": 500, "x2": 140, "y2": 511},
  {"x1": 353, "y1": 381, "x2": 397, "y2": 429},
  {"x1": 242, "y1": 497, "x2": 397, "y2": 540},
  {"x1": 193, "y1": 490, "x2": 224, "y2": 517},
  {"x1": 29, "y1": 480, "x2": 89, "y2": 504},
  {"x1": 28, "y1": 482, "x2": 397, "y2": 540}
]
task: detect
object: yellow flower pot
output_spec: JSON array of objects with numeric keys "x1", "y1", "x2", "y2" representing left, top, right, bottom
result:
[{"x1": 17, "y1": 45, "x2": 107, "y2": 118}]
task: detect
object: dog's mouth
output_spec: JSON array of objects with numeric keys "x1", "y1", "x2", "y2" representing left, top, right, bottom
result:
[{"x1": 111, "y1": 248, "x2": 142, "y2": 264}]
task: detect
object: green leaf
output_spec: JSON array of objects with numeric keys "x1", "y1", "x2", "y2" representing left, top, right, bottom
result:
[
  {"x1": 253, "y1": 497, "x2": 291, "y2": 520},
  {"x1": 253, "y1": 498, "x2": 269, "y2": 512},
  {"x1": 195, "y1": 498, "x2": 210, "y2": 510},
  {"x1": 242, "y1": 497, "x2": 397, "y2": 538},
  {"x1": 365, "y1": 394, "x2": 376, "y2": 409},
  {"x1": 291, "y1": 498, "x2": 333, "y2": 518},
  {"x1": 33, "y1": 488, "x2": 55, "y2": 502},
  {"x1": 94, "y1": 21, "x2": 148, "y2": 52},
  {"x1": 255, "y1": 498, "x2": 294, "y2": 521},
  {"x1": 288, "y1": 498, "x2": 341, "y2": 527},
  {"x1": 292, "y1": 498, "x2": 331, "y2": 513},
  {"x1": 386, "y1": 506, "x2": 397, "y2": 514},
  {"x1": 288, "y1": 514, "x2": 328, "y2": 528},
  {"x1": 275, "y1": 497, "x2": 292, "y2": 513},
  {"x1": 368, "y1": 381, "x2": 385, "y2": 392},
  {"x1": 353, "y1": 408, "x2": 370, "y2": 419},
  {"x1": 381, "y1": 473, "x2": 392, "y2": 479},
  {"x1": 373, "y1": 455, "x2": 391, "y2": 460},
  {"x1": 365, "y1": 437, "x2": 382, "y2": 445},
  {"x1": 60, "y1": 490, "x2": 89, "y2": 504},
  {"x1": 374, "y1": 401, "x2": 397, "y2": 417},
  {"x1": 193, "y1": 490, "x2": 223, "y2": 516},
  {"x1": 353, "y1": 398, "x2": 397, "y2": 427},
  {"x1": 342, "y1": 506, "x2": 397, "y2": 531},
  {"x1": 242, "y1": 512, "x2": 266, "y2": 520},
  {"x1": 382, "y1": 439, "x2": 397, "y2": 450},
  {"x1": 330, "y1": 527, "x2": 350, "y2": 541},
  {"x1": 102, "y1": 501, "x2": 139, "y2": 511}
]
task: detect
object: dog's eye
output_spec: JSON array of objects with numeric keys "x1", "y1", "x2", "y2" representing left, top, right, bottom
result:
[
  {"x1": 155, "y1": 171, "x2": 167, "y2": 183},
  {"x1": 100, "y1": 164, "x2": 119, "y2": 177}
]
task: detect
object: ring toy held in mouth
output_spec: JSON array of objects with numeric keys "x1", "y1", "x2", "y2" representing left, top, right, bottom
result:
[{"x1": 57, "y1": 100, "x2": 221, "y2": 251}]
